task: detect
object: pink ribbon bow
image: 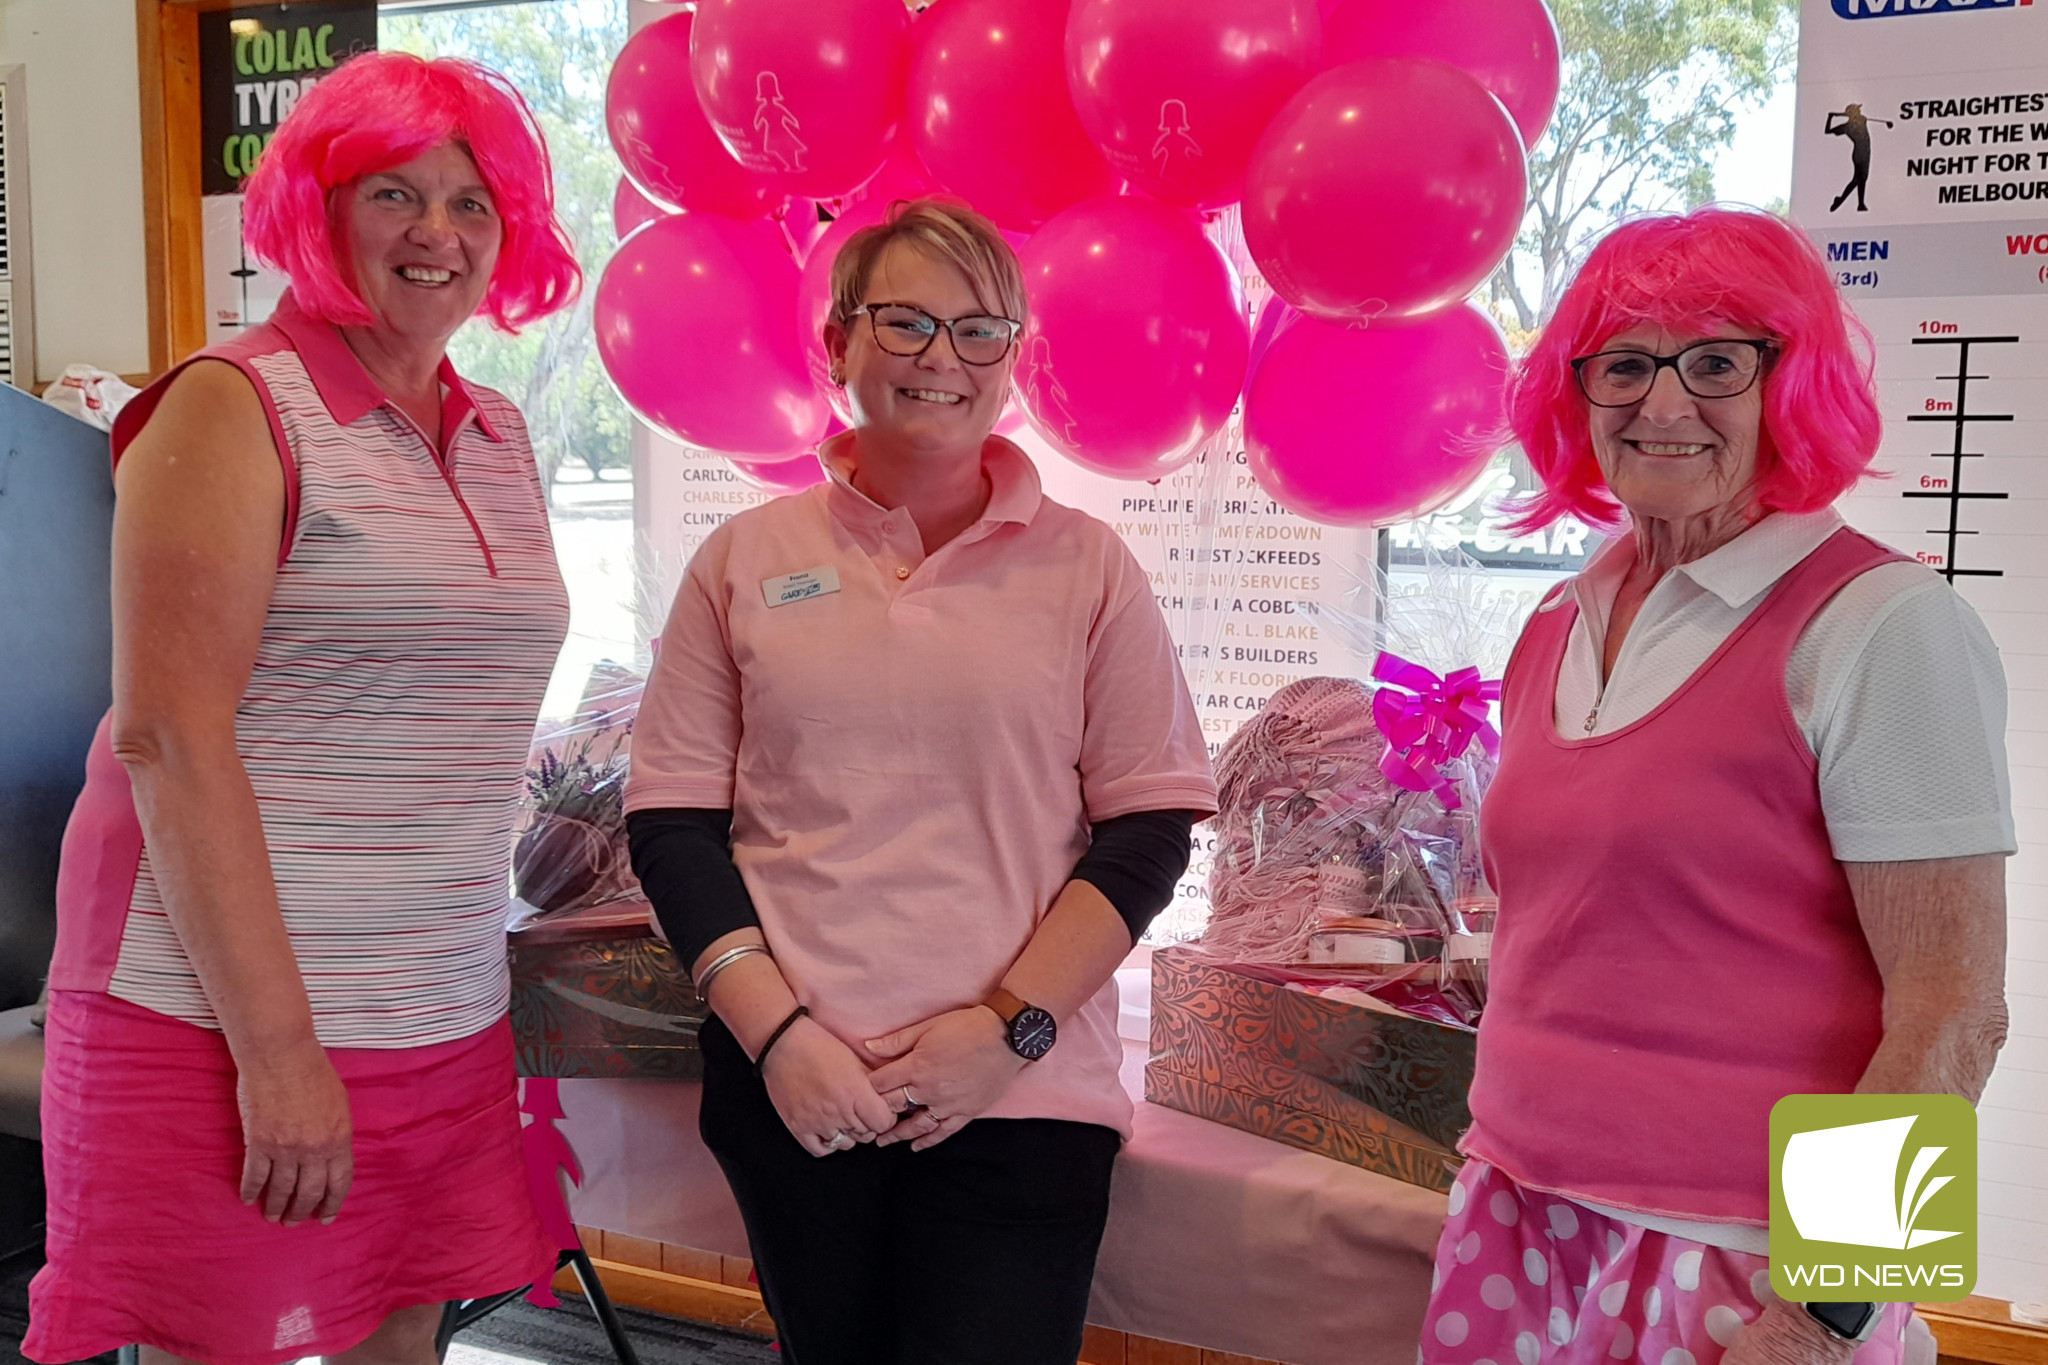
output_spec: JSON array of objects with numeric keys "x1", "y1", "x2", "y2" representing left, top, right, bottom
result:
[{"x1": 1369, "y1": 652, "x2": 1502, "y2": 810}]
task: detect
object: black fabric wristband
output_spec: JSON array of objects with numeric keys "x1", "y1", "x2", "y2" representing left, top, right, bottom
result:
[
  {"x1": 626, "y1": 807, "x2": 761, "y2": 970},
  {"x1": 754, "y1": 1005, "x2": 809, "y2": 1074},
  {"x1": 1070, "y1": 809, "x2": 1199, "y2": 944}
]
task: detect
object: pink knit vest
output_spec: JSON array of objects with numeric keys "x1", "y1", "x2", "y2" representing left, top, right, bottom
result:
[{"x1": 1462, "y1": 527, "x2": 1904, "y2": 1225}]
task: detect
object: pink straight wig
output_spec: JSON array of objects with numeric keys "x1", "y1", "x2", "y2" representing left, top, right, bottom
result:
[
  {"x1": 243, "y1": 51, "x2": 580, "y2": 333},
  {"x1": 1507, "y1": 207, "x2": 1882, "y2": 532}
]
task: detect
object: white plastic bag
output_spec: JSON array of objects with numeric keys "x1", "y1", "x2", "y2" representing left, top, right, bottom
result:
[{"x1": 41, "y1": 365, "x2": 139, "y2": 432}]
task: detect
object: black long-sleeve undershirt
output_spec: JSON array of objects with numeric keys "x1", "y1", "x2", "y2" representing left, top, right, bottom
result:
[{"x1": 627, "y1": 807, "x2": 1198, "y2": 973}]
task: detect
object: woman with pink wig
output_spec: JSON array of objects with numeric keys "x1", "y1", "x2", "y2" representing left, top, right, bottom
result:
[
  {"x1": 1419, "y1": 208, "x2": 2010, "y2": 1365},
  {"x1": 28, "y1": 52, "x2": 580, "y2": 1365}
]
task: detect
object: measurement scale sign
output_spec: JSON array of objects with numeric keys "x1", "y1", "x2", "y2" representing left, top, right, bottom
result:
[
  {"x1": 1901, "y1": 333, "x2": 2015, "y2": 580},
  {"x1": 1792, "y1": 0, "x2": 2048, "y2": 1305}
]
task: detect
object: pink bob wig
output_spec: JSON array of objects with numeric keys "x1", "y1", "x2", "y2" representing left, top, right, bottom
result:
[
  {"x1": 1507, "y1": 207, "x2": 1882, "y2": 532},
  {"x1": 243, "y1": 51, "x2": 580, "y2": 333}
]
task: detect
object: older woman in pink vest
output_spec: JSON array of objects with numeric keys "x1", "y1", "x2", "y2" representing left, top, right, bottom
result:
[
  {"x1": 29, "y1": 54, "x2": 579, "y2": 1365},
  {"x1": 1419, "y1": 209, "x2": 2010, "y2": 1365}
]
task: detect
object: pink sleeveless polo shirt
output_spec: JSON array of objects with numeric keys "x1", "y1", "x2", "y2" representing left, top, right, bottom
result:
[
  {"x1": 1463, "y1": 526, "x2": 1905, "y2": 1225},
  {"x1": 47, "y1": 291, "x2": 569, "y2": 1049}
]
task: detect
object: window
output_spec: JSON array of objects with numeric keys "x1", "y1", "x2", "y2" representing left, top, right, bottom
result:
[{"x1": 381, "y1": 0, "x2": 636, "y2": 719}]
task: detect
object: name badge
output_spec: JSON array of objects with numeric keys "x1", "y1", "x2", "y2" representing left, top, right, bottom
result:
[{"x1": 761, "y1": 565, "x2": 842, "y2": 607}]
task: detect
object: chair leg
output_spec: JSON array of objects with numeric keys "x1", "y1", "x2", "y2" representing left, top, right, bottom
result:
[
  {"x1": 117, "y1": 1346, "x2": 139, "y2": 1365},
  {"x1": 434, "y1": 1300, "x2": 462, "y2": 1360},
  {"x1": 565, "y1": 1246, "x2": 643, "y2": 1365}
]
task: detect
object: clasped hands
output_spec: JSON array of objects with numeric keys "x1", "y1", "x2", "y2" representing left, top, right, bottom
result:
[{"x1": 759, "y1": 1003, "x2": 1027, "y2": 1158}]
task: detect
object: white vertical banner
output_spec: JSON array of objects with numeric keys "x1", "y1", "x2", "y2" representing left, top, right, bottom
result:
[{"x1": 1792, "y1": 0, "x2": 2048, "y2": 1307}]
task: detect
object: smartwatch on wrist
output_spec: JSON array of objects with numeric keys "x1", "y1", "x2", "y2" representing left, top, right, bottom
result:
[
  {"x1": 983, "y1": 987, "x2": 1057, "y2": 1061},
  {"x1": 1802, "y1": 1301, "x2": 1882, "y2": 1345}
]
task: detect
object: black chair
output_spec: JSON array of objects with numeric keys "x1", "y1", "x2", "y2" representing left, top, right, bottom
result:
[
  {"x1": 0, "y1": 385, "x2": 114, "y2": 1266},
  {"x1": 435, "y1": 1248, "x2": 643, "y2": 1364}
]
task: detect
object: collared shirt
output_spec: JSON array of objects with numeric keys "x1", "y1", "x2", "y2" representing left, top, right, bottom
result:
[
  {"x1": 1546, "y1": 508, "x2": 2013, "y2": 861},
  {"x1": 53, "y1": 290, "x2": 569, "y2": 1048},
  {"x1": 626, "y1": 433, "x2": 1217, "y2": 1138}
]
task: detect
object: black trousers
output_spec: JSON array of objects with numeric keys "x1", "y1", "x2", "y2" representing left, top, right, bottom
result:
[{"x1": 698, "y1": 1014, "x2": 1122, "y2": 1365}]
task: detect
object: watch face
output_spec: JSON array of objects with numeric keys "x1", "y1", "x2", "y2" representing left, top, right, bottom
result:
[
  {"x1": 1804, "y1": 1301, "x2": 1880, "y2": 1342},
  {"x1": 1010, "y1": 1007, "x2": 1056, "y2": 1060}
]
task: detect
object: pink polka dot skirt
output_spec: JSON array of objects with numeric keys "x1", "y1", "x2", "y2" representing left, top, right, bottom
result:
[{"x1": 1420, "y1": 1161, "x2": 1915, "y2": 1365}]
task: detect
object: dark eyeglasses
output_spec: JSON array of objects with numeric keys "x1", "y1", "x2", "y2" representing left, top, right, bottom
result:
[
  {"x1": 853, "y1": 303, "x2": 1022, "y2": 367},
  {"x1": 1570, "y1": 339, "x2": 1776, "y2": 408}
]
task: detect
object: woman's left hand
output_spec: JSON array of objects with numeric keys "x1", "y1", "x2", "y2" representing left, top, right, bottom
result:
[
  {"x1": 864, "y1": 1006, "x2": 1029, "y2": 1151},
  {"x1": 1720, "y1": 1299, "x2": 1862, "y2": 1365}
]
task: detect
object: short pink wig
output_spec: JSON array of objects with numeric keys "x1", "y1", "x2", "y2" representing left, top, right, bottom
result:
[
  {"x1": 244, "y1": 51, "x2": 580, "y2": 333},
  {"x1": 1508, "y1": 207, "x2": 1882, "y2": 531}
]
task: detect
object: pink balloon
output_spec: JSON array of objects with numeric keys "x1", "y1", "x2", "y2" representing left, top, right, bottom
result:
[
  {"x1": 1244, "y1": 302, "x2": 1507, "y2": 526},
  {"x1": 596, "y1": 213, "x2": 830, "y2": 458},
  {"x1": 1016, "y1": 197, "x2": 1249, "y2": 480},
  {"x1": 847, "y1": 132, "x2": 942, "y2": 209},
  {"x1": 690, "y1": 0, "x2": 911, "y2": 199},
  {"x1": 613, "y1": 178, "x2": 668, "y2": 242},
  {"x1": 1244, "y1": 58, "x2": 1526, "y2": 323},
  {"x1": 607, "y1": 12, "x2": 783, "y2": 219},
  {"x1": 728, "y1": 452, "x2": 827, "y2": 492},
  {"x1": 1324, "y1": 0, "x2": 1560, "y2": 148},
  {"x1": 797, "y1": 197, "x2": 894, "y2": 422},
  {"x1": 908, "y1": 0, "x2": 1119, "y2": 232},
  {"x1": 1067, "y1": 0, "x2": 1322, "y2": 210}
]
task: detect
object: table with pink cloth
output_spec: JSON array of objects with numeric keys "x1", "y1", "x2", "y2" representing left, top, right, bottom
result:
[{"x1": 549, "y1": 964, "x2": 1448, "y2": 1365}]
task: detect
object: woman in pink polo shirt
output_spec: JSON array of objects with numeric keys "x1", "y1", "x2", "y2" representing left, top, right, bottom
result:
[
  {"x1": 1419, "y1": 209, "x2": 2010, "y2": 1365},
  {"x1": 29, "y1": 55, "x2": 577, "y2": 1365},
  {"x1": 626, "y1": 199, "x2": 1216, "y2": 1365}
]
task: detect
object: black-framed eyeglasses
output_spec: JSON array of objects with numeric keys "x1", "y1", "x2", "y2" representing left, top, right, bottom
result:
[
  {"x1": 1570, "y1": 339, "x2": 1776, "y2": 408},
  {"x1": 853, "y1": 303, "x2": 1022, "y2": 367}
]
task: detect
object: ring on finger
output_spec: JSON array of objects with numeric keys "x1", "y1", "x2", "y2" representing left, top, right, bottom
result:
[
  {"x1": 826, "y1": 1130, "x2": 855, "y2": 1151},
  {"x1": 900, "y1": 1085, "x2": 921, "y2": 1110}
]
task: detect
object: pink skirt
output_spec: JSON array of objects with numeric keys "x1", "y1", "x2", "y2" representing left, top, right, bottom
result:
[
  {"x1": 26, "y1": 990, "x2": 558, "y2": 1365},
  {"x1": 1421, "y1": 1160, "x2": 1915, "y2": 1365}
]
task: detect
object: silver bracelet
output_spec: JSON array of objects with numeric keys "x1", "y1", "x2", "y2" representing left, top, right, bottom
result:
[{"x1": 693, "y1": 942, "x2": 770, "y2": 996}]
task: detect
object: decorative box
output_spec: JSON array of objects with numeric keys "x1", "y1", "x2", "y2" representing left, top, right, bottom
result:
[
  {"x1": 508, "y1": 900, "x2": 707, "y2": 1079},
  {"x1": 1145, "y1": 945, "x2": 1476, "y2": 1193}
]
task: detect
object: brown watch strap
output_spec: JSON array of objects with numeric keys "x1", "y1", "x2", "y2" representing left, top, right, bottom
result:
[{"x1": 983, "y1": 986, "x2": 1031, "y2": 1025}]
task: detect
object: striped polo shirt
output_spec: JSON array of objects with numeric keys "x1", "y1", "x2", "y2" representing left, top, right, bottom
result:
[{"x1": 49, "y1": 291, "x2": 569, "y2": 1049}]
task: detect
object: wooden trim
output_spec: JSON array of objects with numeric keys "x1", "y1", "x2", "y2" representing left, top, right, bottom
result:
[
  {"x1": 135, "y1": 0, "x2": 206, "y2": 375},
  {"x1": 1917, "y1": 1298, "x2": 2048, "y2": 1365}
]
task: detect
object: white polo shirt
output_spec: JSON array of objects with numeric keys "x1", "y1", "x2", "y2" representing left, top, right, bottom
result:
[
  {"x1": 1547, "y1": 508, "x2": 2014, "y2": 864},
  {"x1": 626, "y1": 433, "x2": 1217, "y2": 1138}
]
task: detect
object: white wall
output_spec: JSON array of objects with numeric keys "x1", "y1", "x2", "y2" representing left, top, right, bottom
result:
[{"x1": 0, "y1": 0, "x2": 151, "y2": 381}]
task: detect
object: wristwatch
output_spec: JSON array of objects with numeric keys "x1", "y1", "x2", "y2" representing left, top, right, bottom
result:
[
  {"x1": 983, "y1": 987, "x2": 1057, "y2": 1061},
  {"x1": 1802, "y1": 1301, "x2": 1882, "y2": 1344}
]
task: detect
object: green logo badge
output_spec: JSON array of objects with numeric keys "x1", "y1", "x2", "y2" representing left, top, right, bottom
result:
[{"x1": 1770, "y1": 1094, "x2": 1976, "y2": 1302}]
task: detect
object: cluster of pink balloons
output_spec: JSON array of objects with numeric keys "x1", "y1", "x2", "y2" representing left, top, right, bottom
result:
[{"x1": 595, "y1": 0, "x2": 1558, "y2": 526}]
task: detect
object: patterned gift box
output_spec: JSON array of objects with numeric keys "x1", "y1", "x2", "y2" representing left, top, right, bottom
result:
[
  {"x1": 1145, "y1": 945, "x2": 1477, "y2": 1193},
  {"x1": 508, "y1": 902, "x2": 707, "y2": 1079}
]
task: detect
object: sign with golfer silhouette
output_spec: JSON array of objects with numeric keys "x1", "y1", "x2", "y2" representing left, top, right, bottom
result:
[{"x1": 1794, "y1": 1, "x2": 2047, "y2": 223}]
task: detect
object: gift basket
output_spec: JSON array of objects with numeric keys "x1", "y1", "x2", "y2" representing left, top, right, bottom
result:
[
  {"x1": 508, "y1": 661, "x2": 649, "y2": 930},
  {"x1": 1193, "y1": 553, "x2": 1514, "y2": 1027}
]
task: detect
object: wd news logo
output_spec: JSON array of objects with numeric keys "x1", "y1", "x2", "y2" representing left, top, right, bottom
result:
[
  {"x1": 1831, "y1": 0, "x2": 2021, "y2": 17},
  {"x1": 1770, "y1": 1095, "x2": 1976, "y2": 1302}
]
